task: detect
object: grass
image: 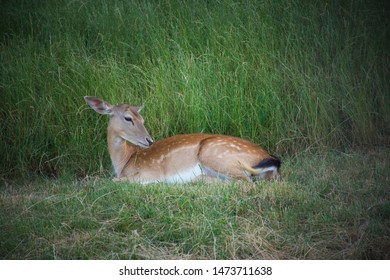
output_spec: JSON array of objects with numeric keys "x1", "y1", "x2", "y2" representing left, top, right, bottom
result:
[
  {"x1": 0, "y1": 0, "x2": 389, "y2": 259},
  {"x1": 1, "y1": 0, "x2": 389, "y2": 179},
  {"x1": 1, "y1": 149, "x2": 389, "y2": 259}
]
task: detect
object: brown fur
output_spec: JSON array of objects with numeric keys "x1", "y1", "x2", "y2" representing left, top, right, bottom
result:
[{"x1": 85, "y1": 96, "x2": 281, "y2": 184}]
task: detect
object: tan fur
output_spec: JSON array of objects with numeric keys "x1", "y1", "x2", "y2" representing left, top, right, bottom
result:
[{"x1": 85, "y1": 96, "x2": 280, "y2": 184}]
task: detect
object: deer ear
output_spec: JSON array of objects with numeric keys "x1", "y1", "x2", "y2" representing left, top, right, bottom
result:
[
  {"x1": 84, "y1": 96, "x2": 113, "y2": 115},
  {"x1": 131, "y1": 106, "x2": 143, "y2": 113}
]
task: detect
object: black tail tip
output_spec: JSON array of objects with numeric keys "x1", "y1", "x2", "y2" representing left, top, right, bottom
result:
[{"x1": 255, "y1": 157, "x2": 281, "y2": 170}]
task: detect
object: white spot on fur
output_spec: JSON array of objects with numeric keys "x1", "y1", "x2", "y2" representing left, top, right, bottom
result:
[{"x1": 229, "y1": 144, "x2": 241, "y2": 150}]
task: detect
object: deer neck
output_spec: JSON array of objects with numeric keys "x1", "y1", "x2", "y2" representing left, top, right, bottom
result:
[{"x1": 107, "y1": 127, "x2": 137, "y2": 177}]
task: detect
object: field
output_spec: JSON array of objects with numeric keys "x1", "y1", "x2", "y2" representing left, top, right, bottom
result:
[
  {"x1": 1, "y1": 149, "x2": 389, "y2": 259},
  {"x1": 1, "y1": 0, "x2": 389, "y2": 259}
]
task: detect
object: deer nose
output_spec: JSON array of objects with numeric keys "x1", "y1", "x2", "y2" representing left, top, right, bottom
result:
[{"x1": 146, "y1": 137, "x2": 154, "y2": 146}]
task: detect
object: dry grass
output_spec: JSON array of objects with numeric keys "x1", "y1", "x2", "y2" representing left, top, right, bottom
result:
[{"x1": 1, "y1": 149, "x2": 389, "y2": 259}]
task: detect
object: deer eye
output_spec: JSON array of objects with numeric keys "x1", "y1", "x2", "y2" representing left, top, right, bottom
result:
[{"x1": 124, "y1": 116, "x2": 134, "y2": 125}]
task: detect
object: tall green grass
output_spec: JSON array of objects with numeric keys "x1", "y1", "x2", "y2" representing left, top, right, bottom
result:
[{"x1": 1, "y1": 0, "x2": 389, "y2": 179}]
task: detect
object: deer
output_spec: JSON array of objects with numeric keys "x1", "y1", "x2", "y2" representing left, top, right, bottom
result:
[{"x1": 84, "y1": 96, "x2": 281, "y2": 184}]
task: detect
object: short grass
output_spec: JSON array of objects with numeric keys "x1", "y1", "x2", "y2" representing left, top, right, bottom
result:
[{"x1": 1, "y1": 149, "x2": 389, "y2": 260}]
